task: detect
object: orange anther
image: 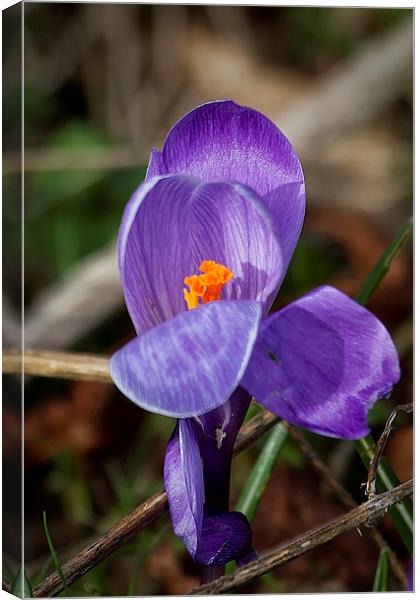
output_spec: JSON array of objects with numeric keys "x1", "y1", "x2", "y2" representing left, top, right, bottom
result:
[{"x1": 183, "y1": 260, "x2": 233, "y2": 310}]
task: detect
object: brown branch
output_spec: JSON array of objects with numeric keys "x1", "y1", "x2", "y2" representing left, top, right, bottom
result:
[
  {"x1": 7, "y1": 350, "x2": 407, "y2": 590},
  {"x1": 1, "y1": 349, "x2": 277, "y2": 450},
  {"x1": 282, "y1": 19, "x2": 412, "y2": 152},
  {"x1": 3, "y1": 350, "x2": 112, "y2": 383},
  {"x1": 5, "y1": 20, "x2": 411, "y2": 178},
  {"x1": 2, "y1": 146, "x2": 144, "y2": 175},
  {"x1": 24, "y1": 243, "x2": 122, "y2": 351},
  {"x1": 33, "y1": 490, "x2": 167, "y2": 597},
  {"x1": 234, "y1": 408, "x2": 279, "y2": 454},
  {"x1": 288, "y1": 426, "x2": 407, "y2": 587},
  {"x1": 190, "y1": 480, "x2": 413, "y2": 595},
  {"x1": 366, "y1": 403, "x2": 413, "y2": 499},
  {"x1": 32, "y1": 407, "x2": 281, "y2": 597}
]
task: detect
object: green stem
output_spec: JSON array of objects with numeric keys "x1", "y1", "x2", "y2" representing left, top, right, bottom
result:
[
  {"x1": 372, "y1": 547, "x2": 390, "y2": 592},
  {"x1": 226, "y1": 422, "x2": 288, "y2": 574},
  {"x1": 43, "y1": 510, "x2": 69, "y2": 596},
  {"x1": 236, "y1": 422, "x2": 288, "y2": 522},
  {"x1": 356, "y1": 217, "x2": 413, "y2": 306}
]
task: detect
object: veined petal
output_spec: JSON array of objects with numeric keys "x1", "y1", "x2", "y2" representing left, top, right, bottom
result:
[
  {"x1": 109, "y1": 300, "x2": 262, "y2": 418},
  {"x1": 145, "y1": 100, "x2": 305, "y2": 274},
  {"x1": 196, "y1": 509, "x2": 253, "y2": 567},
  {"x1": 263, "y1": 181, "x2": 306, "y2": 295},
  {"x1": 146, "y1": 99, "x2": 303, "y2": 197},
  {"x1": 189, "y1": 181, "x2": 283, "y2": 310},
  {"x1": 194, "y1": 388, "x2": 250, "y2": 457},
  {"x1": 117, "y1": 175, "x2": 199, "y2": 334},
  {"x1": 241, "y1": 286, "x2": 400, "y2": 440},
  {"x1": 164, "y1": 418, "x2": 254, "y2": 566},
  {"x1": 193, "y1": 389, "x2": 251, "y2": 508},
  {"x1": 118, "y1": 175, "x2": 282, "y2": 334},
  {"x1": 164, "y1": 420, "x2": 204, "y2": 558}
]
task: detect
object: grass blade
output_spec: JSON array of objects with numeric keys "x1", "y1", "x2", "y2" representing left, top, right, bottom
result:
[
  {"x1": 354, "y1": 217, "x2": 413, "y2": 553},
  {"x1": 372, "y1": 547, "x2": 390, "y2": 591},
  {"x1": 43, "y1": 511, "x2": 69, "y2": 596},
  {"x1": 226, "y1": 423, "x2": 288, "y2": 575},
  {"x1": 235, "y1": 422, "x2": 288, "y2": 522},
  {"x1": 11, "y1": 567, "x2": 33, "y2": 598},
  {"x1": 356, "y1": 217, "x2": 412, "y2": 306}
]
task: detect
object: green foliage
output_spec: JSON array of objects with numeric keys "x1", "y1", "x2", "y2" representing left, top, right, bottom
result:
[
  {"x1": 11, "y1": 567, "x2": 33, "y2": 598},
  {"x1": 354, "y1": 217, "x2": 413, "y2": 554},
  {"x1": 227, "y1": 424, "x2": 288, "y2": 576},
  {"x1": 46, "y1": 451, "x2": 94, "y2": 527},
  {"x1": 30, "y1": 122, "x2": 109, "y2": 209},
  {"x1": 279, "y1": 7, "x2": 409, "y2": 71},
  {"x1": 281, "y1": 235, "x2": 345, "y2": 299},
  {"x1": 278, "y1": 436, "x2": 304, "y2": 467},
  {"x1": 372, "y1": 547, "x2": 390, "y2": 591},
  {"x1": 42, "y1": 511, "x2": 69, "y2": 596},
  {"x1": 30, "y1": 558, "x2": 53, "y2": 590},
  {"x1": 105, "y1": 460, "x2": 139, "y2": 516},
  {"x1": 20, "y1": 120, "x2": 146, "y2": 286},
  {"x1": 356, "y1": 217, "x2": 413, "y2": 306},
  {"x1": 236, "y1": 423, "x2": 288, "y2": 522},
  {"x1": 367, "y1": 398, "x2": 396, "y2": 428}
]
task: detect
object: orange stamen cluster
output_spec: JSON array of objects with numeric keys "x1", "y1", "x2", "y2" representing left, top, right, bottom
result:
[{"x1": 184, "y1": 260, "x2": 234, "y2": 310}]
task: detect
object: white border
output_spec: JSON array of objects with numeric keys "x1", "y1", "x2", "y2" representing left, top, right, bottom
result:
[{"x1": 0, "y1": 1, "x2": 415, "y2": 599}]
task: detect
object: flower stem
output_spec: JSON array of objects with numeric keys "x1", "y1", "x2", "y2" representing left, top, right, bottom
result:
[
  {"x1": 235, "y1": 422, "x2": 288, "y2": 522},
  {"x1": 200, "y1": 565, "x2": 225, "y2": 584}
]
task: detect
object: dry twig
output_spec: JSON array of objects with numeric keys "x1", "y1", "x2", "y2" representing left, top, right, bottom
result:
[
  {"x1": 6, "y1": 351, "x2": 408, "y2": 591},
  {"x1": 2, "y1": 146, "x2": 142, "y2": 175},
  {"x1": 366, "y1": 403, "x2": 413, "y2": 499},
  {"x1": 24, "y1": 243, "x2": 122, "y2": 351},
  {"x1": 288, "y1": 426, "x2": 406, "y2": 586},
  {"x1": 190, "y1": 480, "x2": 413, "y2": 595},
  {"x1": 3, "y1": 350, "x2": 112, "y2": 383},
  {"x1": 32, "y1": 409, "x2": 281, "y2": 597}
]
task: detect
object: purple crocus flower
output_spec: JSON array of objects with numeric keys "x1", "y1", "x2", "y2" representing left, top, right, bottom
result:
[{"x1": 110, "y1": 100, "x2": 400, "y2": 569}]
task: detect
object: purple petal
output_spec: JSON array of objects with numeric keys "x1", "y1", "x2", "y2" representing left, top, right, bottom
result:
[
  {"x1": 145, "y1": 100, "x2": 305, "y2": 296},
  {"x1": 118, "y1": 175, "x2": 282, "y2": 334},
  {"x1": 193, "y1": 388, "x2": 251, "y2": 509},
  {"x1": 109, "y1": 300, "x2": 262, "y2": 418},
  {"x1": 164, "y1": 420, "x2": 204, "y2": 558},
  {"x1": 264, "y1": 181, "x2": 306, "y2": 293},
  {"x1": 241, "y1": 286, "x2": 400, "y2": 439},
  {"x1": 189, "y1": 182, "x2": 283, "y2": 311},
  {"x1": 195, "y1": 509, "x2": 253, "y2": 567},
  {"x1": 146, "y1": 100, "x2": 303, "y2": 197},
  {"x1": 117, "y1": 175, "x2": 199, "y2": 335},
  {"x1": 164, "y1": 415, "x2": 254, "y2": 567}
]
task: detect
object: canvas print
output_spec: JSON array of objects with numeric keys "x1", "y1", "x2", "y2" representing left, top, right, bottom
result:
[{"x1": 2, "y1": 2, "x2": 413, "y2": 596}]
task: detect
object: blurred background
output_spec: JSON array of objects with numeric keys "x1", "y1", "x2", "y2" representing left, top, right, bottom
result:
[{"x1": 3, "y1": 3, "x2": 413, "y2": 595}]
